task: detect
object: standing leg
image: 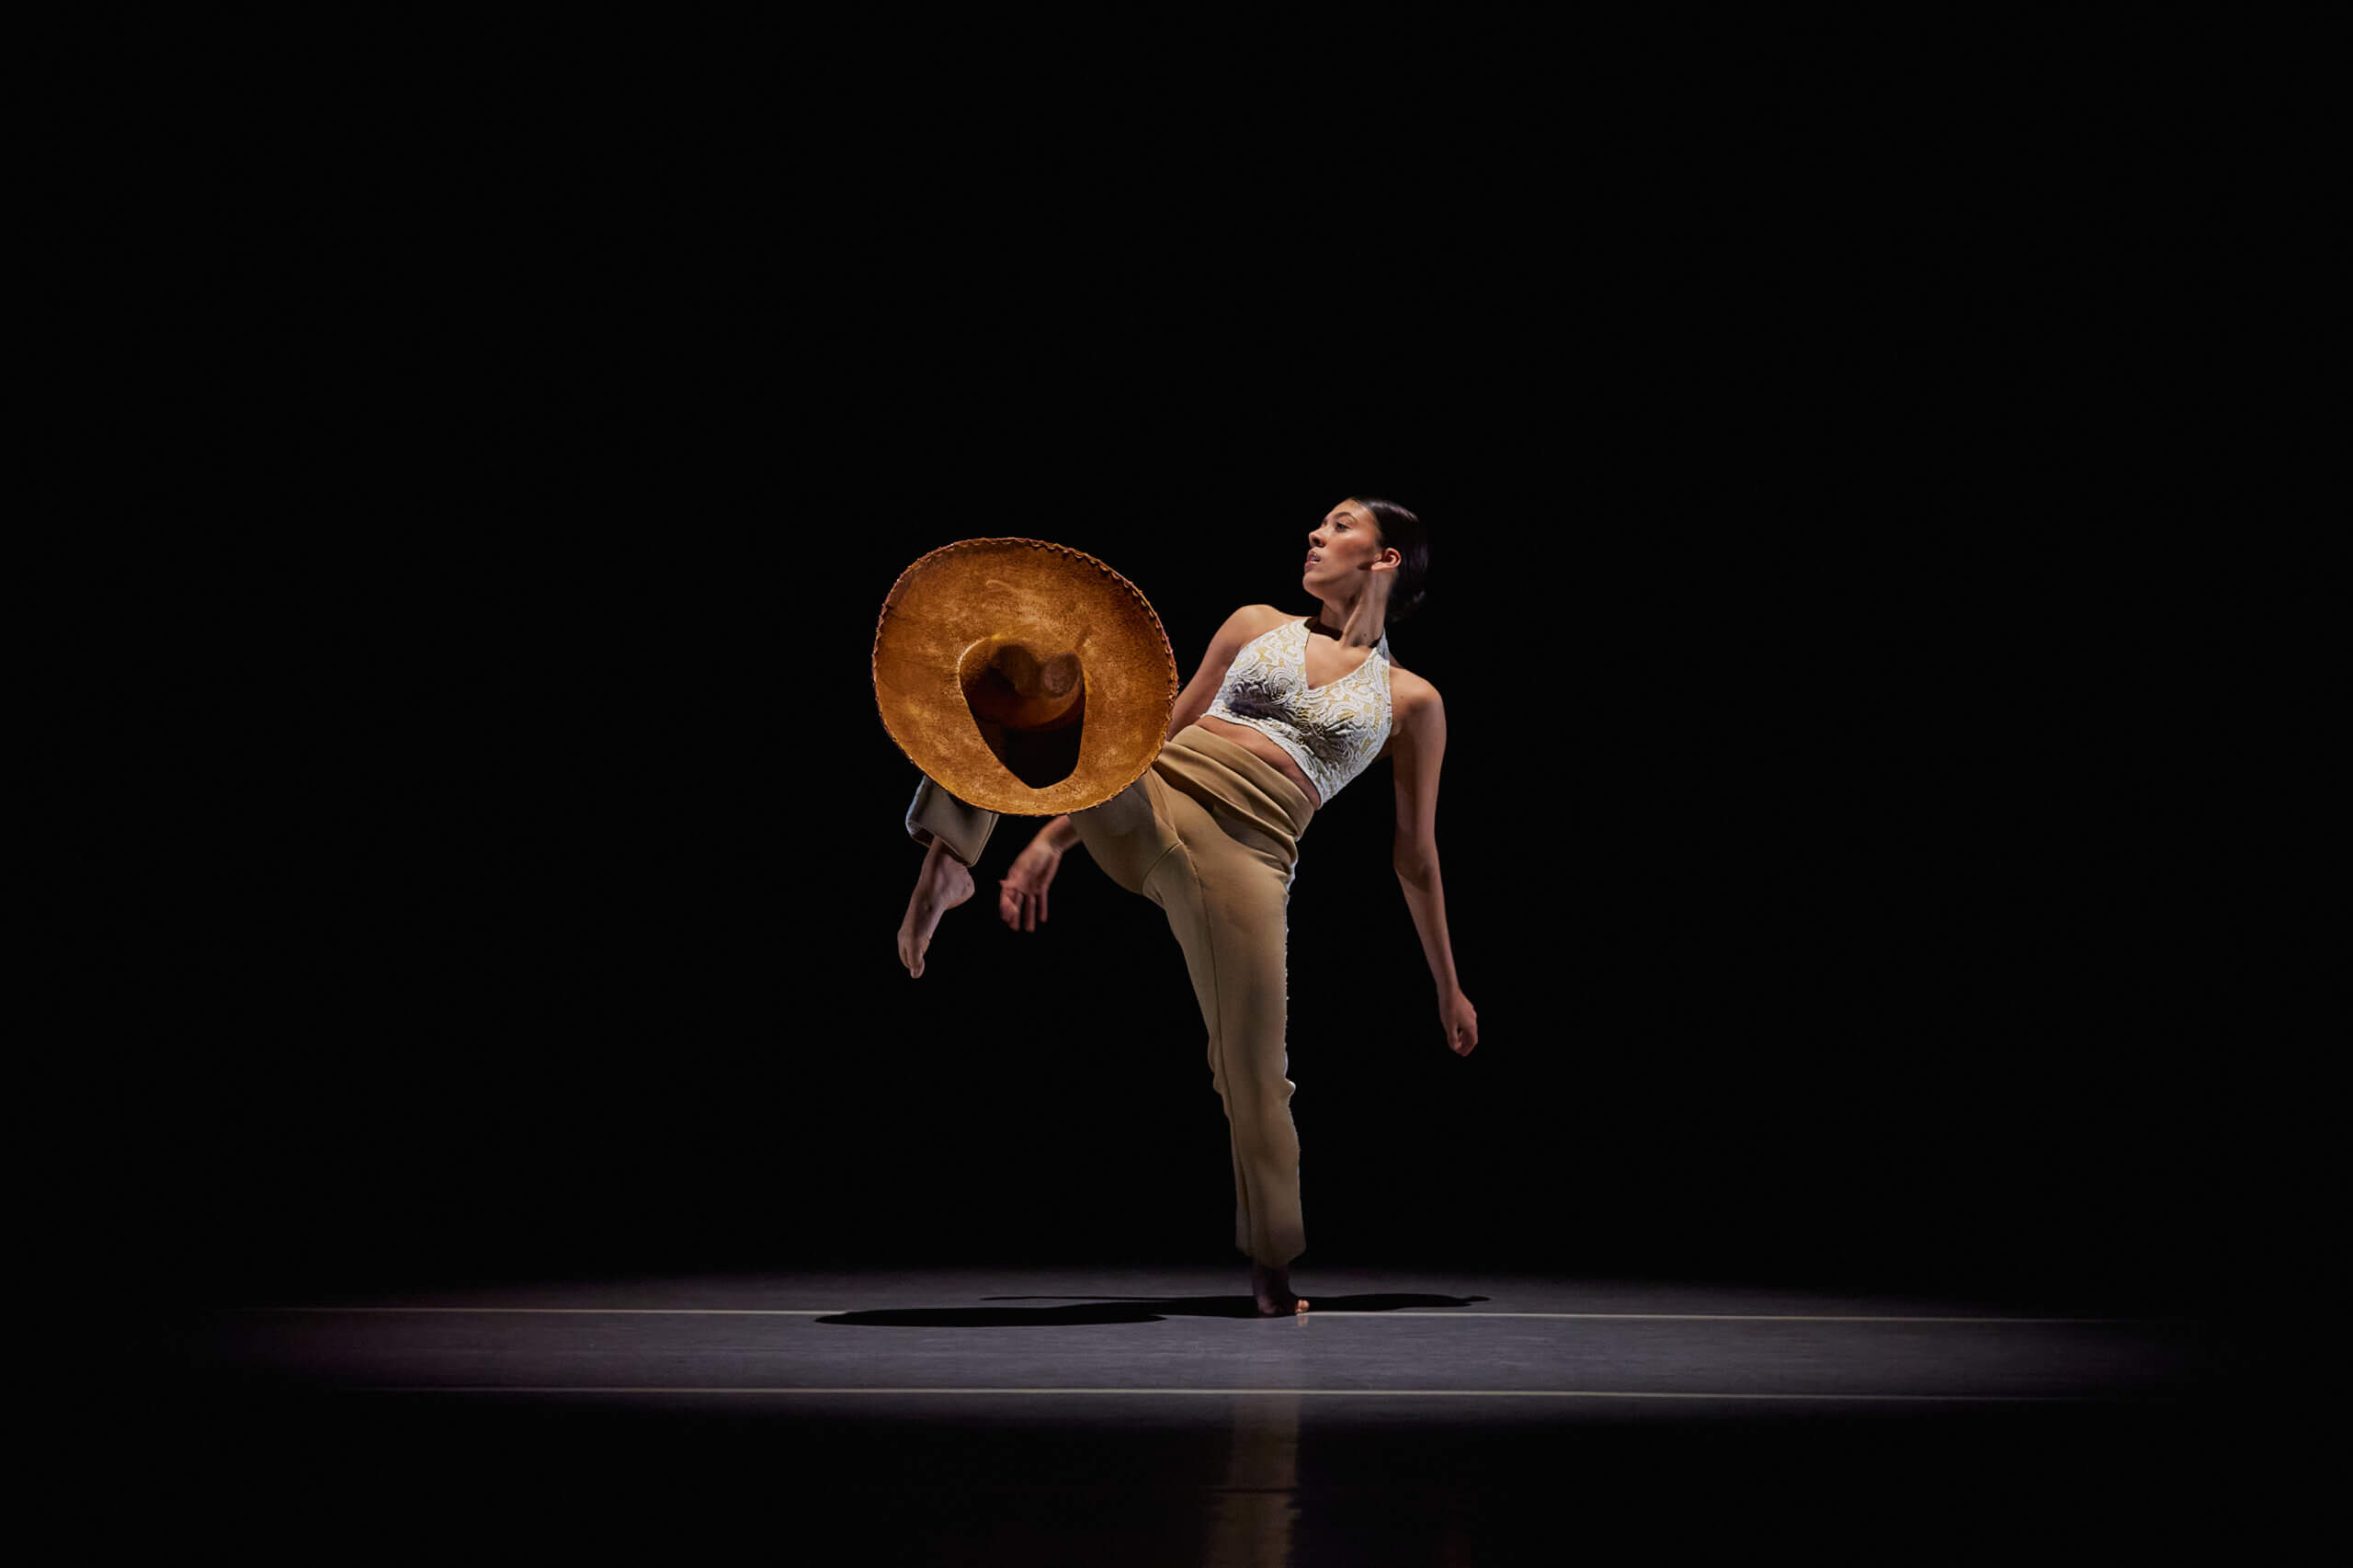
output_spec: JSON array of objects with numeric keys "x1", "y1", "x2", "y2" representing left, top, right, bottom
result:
[{"x1": 1142, "y1": 808, "x2": 1309, "y2": 1312}]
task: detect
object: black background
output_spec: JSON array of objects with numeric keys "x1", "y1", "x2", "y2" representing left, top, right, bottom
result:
[{"x1": 87, "y1": 84, "x2": 2294, "y2": 1328}]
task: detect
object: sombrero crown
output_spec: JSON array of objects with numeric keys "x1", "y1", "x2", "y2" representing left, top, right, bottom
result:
[{"x1": 872, "y1": 539, "x2": 1179, "y2": 815}]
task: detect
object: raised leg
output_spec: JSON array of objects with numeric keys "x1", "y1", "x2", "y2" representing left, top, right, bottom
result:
[
  {"x1": 906, "y1": 774, "x2": 998, "y2": 869},
  {"x1": 896, "y1": 775, "x2": 997, "y2": 977},
  {"x1": 897, "y1": 835, "x2": 974, "y2": 978}
]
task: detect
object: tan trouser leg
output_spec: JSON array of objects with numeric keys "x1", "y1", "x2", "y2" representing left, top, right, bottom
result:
[
  {"x1": 1140, "y1": 784, "x2": 1304, "y2": 1269},
  {"x1": 906, "y1": 774, "x2": 999, "y2": 869}
]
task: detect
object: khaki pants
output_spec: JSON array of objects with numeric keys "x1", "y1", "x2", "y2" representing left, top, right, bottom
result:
[{"x1": 907, "y1": 725, "x2": 1317, "y2": 1267}]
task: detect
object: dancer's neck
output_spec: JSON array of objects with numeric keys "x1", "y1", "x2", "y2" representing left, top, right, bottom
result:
[{"x1": 1306, "y1": 596, "x2": 1386, "y2": 652}]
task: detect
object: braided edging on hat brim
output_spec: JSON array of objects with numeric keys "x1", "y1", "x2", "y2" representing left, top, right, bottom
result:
[{"x1": 871, "y1": 538, "x2": 1182, "y2": 816}]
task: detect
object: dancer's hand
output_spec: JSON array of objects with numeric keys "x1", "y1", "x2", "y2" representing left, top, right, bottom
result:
[
  {"x1": 1440, "y1": 987, "x2": 1479, "y2": 1056},
  {"x1": 1000, "y1": 838, "x2": 1062, "y2": 931}
]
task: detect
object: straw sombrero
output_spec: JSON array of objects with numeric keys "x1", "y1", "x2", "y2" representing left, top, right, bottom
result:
[{"x1": 872, "y1": 539, "x2": 1180, "y2": 816}]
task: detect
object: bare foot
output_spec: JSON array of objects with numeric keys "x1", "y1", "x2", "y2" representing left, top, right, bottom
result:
[
  {"x1": 898, "y1": 839, "x2": 974, "y2": 977},
  {"x1": 1252, "y1": 1260, "x2": 1309, "y2": 1316}
]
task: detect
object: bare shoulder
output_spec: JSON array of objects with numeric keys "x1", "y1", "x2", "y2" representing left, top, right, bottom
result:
[
  {"x1": 1194, "y1": 605, "x2": 1292, "y2": 674},
  {"x1": 1380, "y1": 665, "x2": 1443, "y2": 761},
  {"x1": 1390, "y1": 664, "x2": 1440, "y2": 722}
]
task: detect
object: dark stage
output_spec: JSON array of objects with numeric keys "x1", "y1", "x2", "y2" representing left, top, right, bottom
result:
[
  {"x1": 126, "y1": 1264, "x2": 2260, "y2": 1561},
  {"x1": 99, "y1": 437, "x2": 2290, "y2": 1558},
  {"x1": 92, "y1": 100, "x2": 2307, "y2": 1558}
]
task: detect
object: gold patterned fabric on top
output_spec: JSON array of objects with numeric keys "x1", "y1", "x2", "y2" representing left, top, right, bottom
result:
[{"x1": 1202, "y1": 617, "x2": 1392, "y2": 806}]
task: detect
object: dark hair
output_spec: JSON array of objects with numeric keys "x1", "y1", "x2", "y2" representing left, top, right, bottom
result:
[{"x1": 1349, "y1": 495, "x2": 1432, "y2": 626}]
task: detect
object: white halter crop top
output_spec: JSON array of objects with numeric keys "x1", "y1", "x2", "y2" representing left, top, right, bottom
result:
[{"x1": 1202, "y1": 616, "x2": 1393, "y2": 806}]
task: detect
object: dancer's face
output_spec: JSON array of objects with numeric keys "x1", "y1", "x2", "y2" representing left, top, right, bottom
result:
[{"x1": 1303, "y1": 500, "x2": 1390, "y2": 587}]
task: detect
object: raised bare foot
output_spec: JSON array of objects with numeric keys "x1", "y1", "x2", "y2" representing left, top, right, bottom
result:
[
  {"x1": 1252, "y1": 1260, "x2": 1309, "y2": 1316},
  {"x1": 897, "y1": 839, "x2": 974, "y2": 978}
]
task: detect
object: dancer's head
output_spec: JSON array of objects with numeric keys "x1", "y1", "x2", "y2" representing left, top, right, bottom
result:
[{"x1": 1303, "y1": 496, "x2": 1430, "y2": 626}]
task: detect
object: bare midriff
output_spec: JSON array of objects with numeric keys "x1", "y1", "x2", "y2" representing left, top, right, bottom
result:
[{"x1": 1189, "y1": 714, "x2": 1323, "y2": 813}]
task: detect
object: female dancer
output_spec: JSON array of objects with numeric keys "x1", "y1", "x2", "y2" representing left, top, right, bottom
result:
[{"x1": 896, "y1": 497, "x2": 1478, "y2": 1317}]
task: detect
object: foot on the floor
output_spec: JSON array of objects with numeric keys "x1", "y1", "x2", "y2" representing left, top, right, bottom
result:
[
  {"x1": 1252, "y1": 1260, "x2": 1309, "y2": 1316},
  {"x1": 898, "y1": 839, "x2": 975, "y2": 978}
]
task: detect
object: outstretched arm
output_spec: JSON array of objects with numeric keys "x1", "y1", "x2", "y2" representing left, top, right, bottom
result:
[{"x1": 1392, "y1": 691, "x2": 1478, "y2": 1055}]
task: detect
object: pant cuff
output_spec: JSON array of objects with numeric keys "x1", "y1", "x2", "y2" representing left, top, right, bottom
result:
[{"x1": 907, "y1": 774, "x2": 999, "y2": 868}]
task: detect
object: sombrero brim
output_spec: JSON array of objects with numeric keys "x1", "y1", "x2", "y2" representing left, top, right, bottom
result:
[{"x1": 872, "y1": 539, "x2": 1179, "y2": 815}]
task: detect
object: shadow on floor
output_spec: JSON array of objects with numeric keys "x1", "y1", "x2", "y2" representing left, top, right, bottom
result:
[{"x1": 822, "y1": 1292, "x2": 1487, "y2": 1324}]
